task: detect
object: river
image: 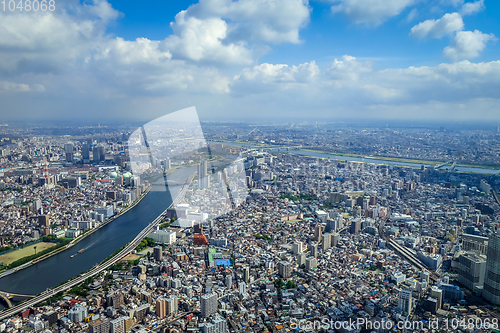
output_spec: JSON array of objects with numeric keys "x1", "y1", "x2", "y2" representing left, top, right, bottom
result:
[
  {"x1": 0, "y1": 166, "x2": 197, "y2": 310},
  {"x1": 210, "y1": 141, "x2": 499, "y2": 175}
]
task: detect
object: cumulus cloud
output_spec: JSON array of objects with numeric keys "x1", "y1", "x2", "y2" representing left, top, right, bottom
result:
[
  {"x1": 84, "y1": 0, "x2": 122, "y2": 23},
  {"x1": 183, "y1": 0, "x2": 311, "y2": 44},
  {"x1": 327, "y1": 55, "x2": 372, "y2": 82},
  {"x1": 234, "y1": 56, "x2": 500, "y2": 109},
  {"x1": 460, "y1": 0, "x2": 485, "y2": 16},
  {"x1": 0, "y1": 1, "x2": 114, "y2": 75},
  {"x1": 444, "y1": 30, "x2": 497, "y2": 61},
  {"x1": 330, "y1": 0, "x2": 416, "y2": 26},
  {"x1": 164, "y1": 11, "x2": 252, "y2": 65},
  {"x1": 410, "y1": 12, "x2": 463, "y2": 39},
  {"x1": 231, "y1": 61, "x2": 319, "y2": 93}
]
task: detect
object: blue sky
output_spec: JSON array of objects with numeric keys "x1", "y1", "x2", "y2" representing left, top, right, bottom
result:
[{"x1": 0, "y1": 0, "x2": 499, "y2": 122}]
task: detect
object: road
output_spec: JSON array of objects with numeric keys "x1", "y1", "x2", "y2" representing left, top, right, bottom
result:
[{"x1": 0, "y1": 174, "x2": 195, "y2": 320}]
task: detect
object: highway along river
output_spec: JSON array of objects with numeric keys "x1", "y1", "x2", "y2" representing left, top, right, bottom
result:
[{"x1": 0, "y1": 166, "x2": 196, "y2": 311}]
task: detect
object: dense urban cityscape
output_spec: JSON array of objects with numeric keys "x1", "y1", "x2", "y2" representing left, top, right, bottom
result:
[{"x1": 0, "y1": 121, "x2": 498, "y2": 333}]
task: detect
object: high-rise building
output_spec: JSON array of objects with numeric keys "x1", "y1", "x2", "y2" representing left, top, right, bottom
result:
[
  {"x1": 461, "y1": 234, "x2": 489, "y2": 255},
  {"x1": 198, "y1": 159, "x2": 210, "y2": 188},
  {"x1": 68, "y1": 304, "x2": 87, "y2": 323},
  {"x1": 154, "y1": 246, "x2": 163, "y2": 261},
  {"x1": 297, "y1": 253, "x2": 306, "y2": 267},
  {"x1": 98, "y1": 145, "x2": 105, "y2": 162},
  {"x1": 325, "y1": 219, "x2": 337, "y2": 233},
  {"x1": 109, "y1": 317, "x2": 125, "y2": 333},
  {"x1": 483, "y1": 233, "x2": 500, "y2": 304},
  {"x1": 351, "y1": 218, "x2": 361, "y2": 234},
  {"x1": 156, "y1": 298, "x2": 167, "y2": 319},
  {"x1": 398, "y1": 289, "x2": 413, "y2": 315},
  {"x1": 243, "y1": 266, "x2": 250, "y2": 283},
  {"x1": 332, "y1": 233, "x2": 340, "y2": 247},
  {"x1": 201, "y1": 293, "x2": 217, "y2": 318},
  {"x1": 89, "y1": 318, "x2": 110, "y2": 333},
  {"x1": 238, "y1": 281, "x2": 246, "y2": 294},
  {"x1": 457, "y1": 252, "x2": 486, "y2": 291},
  {"x1": 93, "y1": 145, "x2": 101, "y2": 163},
  {"x1": 166, "y1": 295, "x2": 178, "y2": 315},
  {"x1": 310, "y1": 244, "x2": 318, "y2": 258},
  {"x1": 33, "y1": 199, "x2": 42, "y2": 212},
  {"x1": 305, "y1": 257, "x2": 317, "y2": 270},
  {"x1": 225, "y1": 275, "x2": 232, "y2": 289},
  {"x1": 200, "y1": 315, "x2": 227, "y2": 333},
  {"x1": 38, "y1": 215, "x2": 50, "y2": 227},
  {"x1": 64, "y1": 143, "x2": 74, "y2": 163},
  {"x1": 278, "y1": 261, "x2": 292, "y2": 279},
  {"x1": 430, "y1": 286, "x2": 443, "y2": 310},
  {"x1": 322, "y1": 233, "x2": 332, "y2": 251},
  {"x1": 82, "y1": 140, "x2": 90, "y2": 162},
  {"x1": 292, "y1": 241, "x2": 302, "y2": 254},
  {"x1": 314, "y1": 224, "x2": 323, "y2": 241}
]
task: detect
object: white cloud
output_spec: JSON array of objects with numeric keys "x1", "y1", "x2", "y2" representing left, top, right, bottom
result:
[
  {"x1": 444, "y1": 30, "x2": 497, "y2": 61},
  {"x1": 460, "y1": 0, "x2": 485, "y2": 16},
  {"x1": 0, "y1": 81, "x2": 44, "y2": 93},
  {"x1": 405, "y1": 8, "x2": 418, "y2": 22},
  {"x1": 0, "y1": 1, "x2": 115, "y2": 75},
  {"x1": 326, "y1": 55, "x2": 372, "y2": 82},
  {"x1": 184, "y1": 0, "x2": 311, "y2": 44},
  {"x1": 93, "y1": 38, "x2": 172, "y2": 65},
  {"x1": 84, "y1": 0, "x2": 121, "y2": 23},
  {"x1": 410, "y1": 12, "x2": 463, "y2": 39},
  {"x1": 164, "y1": 11, "x2": 252, "y2": 65},
  {"x1": 232, "y1": 61, "x2": 319, "y2": 93},
  {"x1": 330, "y1": 0, "x2": 416, "y2": 26}
]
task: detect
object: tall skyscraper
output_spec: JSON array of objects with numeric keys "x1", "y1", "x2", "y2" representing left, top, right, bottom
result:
[
  {"x1": 82, "y1": 139, "x2": 91, "y2": 162},
  {"x1": 398, "y1": 289, "x2": 413, "y2": 315},
  {"x1": 98, "y1": 145, "x2": 105, "y2": 162},
  {"x1": 198, "y1": 159, "x2": 210, "y2": 188},
  {"x1": 201, "y1": 293, "x2": 217, "y2": 318},
  {"x1": 483, "y1": 233, "x2": 500, "y2": 304},
  {"x1": 93, "y1": 145, "x2": 101, "y2": 163},
  {"x1": 64, "y1": 143, "x2": 74, "y2": 163}
]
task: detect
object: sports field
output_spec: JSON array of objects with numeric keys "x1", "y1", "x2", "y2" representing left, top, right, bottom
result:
[{"x1": 0, "y1": 242, "x2": 57, "y2": 265}]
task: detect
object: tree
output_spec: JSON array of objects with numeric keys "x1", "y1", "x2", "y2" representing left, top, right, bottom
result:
[{"x1": 286, "y1": 280, "x2": 296, "y2": 289}]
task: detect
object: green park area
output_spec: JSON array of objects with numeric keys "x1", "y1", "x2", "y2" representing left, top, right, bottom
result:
[{"x1": 0, "y1": 242, "x2": 57, "y2": 265}]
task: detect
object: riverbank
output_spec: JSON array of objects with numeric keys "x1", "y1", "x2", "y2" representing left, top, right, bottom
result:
[{"x1": 0, "y1": 186, "x2": 152, "y2": 280}]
